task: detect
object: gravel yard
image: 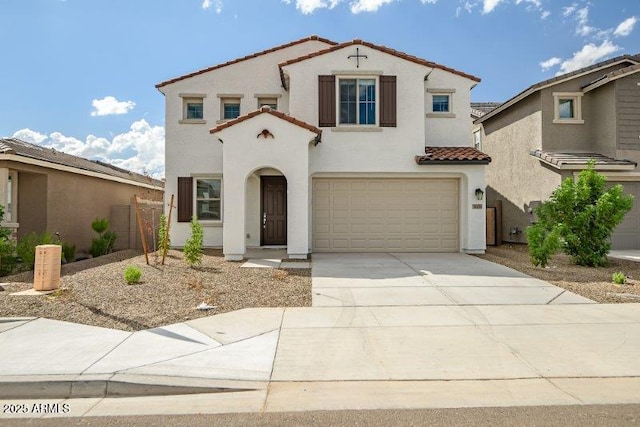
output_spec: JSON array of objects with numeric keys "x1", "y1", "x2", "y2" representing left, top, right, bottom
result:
[
  {"x1": 476, "y1": 244, "x2": 640, "y2": 303},
  {"x1": 0, "y1": 249, "x2": 310, "y2": 331}
]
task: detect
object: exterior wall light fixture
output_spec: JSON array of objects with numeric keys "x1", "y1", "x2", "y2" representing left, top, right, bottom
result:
[{"x1": 475, "y1": 188, "x2": 484, "y2": 201}]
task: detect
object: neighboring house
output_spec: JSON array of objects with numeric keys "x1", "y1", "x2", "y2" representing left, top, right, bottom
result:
[
  {"x1": 475, "y1": 54, "x2": 640, "y2": 249},
  {"x1": 157, "y1": 35, "x2": 490, "y2": 260},
  {"x1": 0, "y1": 138, "x2": 164, "y2": 252}
]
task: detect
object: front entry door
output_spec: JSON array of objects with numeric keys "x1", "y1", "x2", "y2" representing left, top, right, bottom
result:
[{"x1": 261, "y1": 176, "x2": 287, "y2": 246}]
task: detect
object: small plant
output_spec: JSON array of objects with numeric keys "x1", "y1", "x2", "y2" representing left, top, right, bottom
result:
[
  {"x1": 124, "y1": 265, "x2": 142, "y2": 285},
  {"x1": 16, "y1": 231, "x2": 58, "y2": 270},
  {"x1": 0, "y1": 205, "x2": 17, "y2": 276},
  {"x1": 183, "y1": 216, "x2": 203, "y2": 267},
  {"x1": 62, "y1": 243, "x2": 76, "y2": 264},
  {"x1": 612, "y1": 272, "x2": 626, "y2": 285},
  {"x1": 89, "y1": 218, "x2": 117, "y2": 258},
  {"x1": 157, "y1": 213, "x2": 170, "y2": 252}
]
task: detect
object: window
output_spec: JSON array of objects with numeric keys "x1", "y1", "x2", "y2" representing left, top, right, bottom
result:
[
  {"x1": 179, "y1": 94, "x2": 206, "y2": 123},
  {"x1": 196, "y1": 178, "x2": 221, "y2": 221},
  {"x1": 432, "y1": 95, "x2": 450, "y2": 112},
  {"x1": 339, "y1": 78, "x2": 376, "y2": 125},
  {"x1": 258, "y1": 98, "x2": 278, "y2": 110},
  {"x1": 553, "y1": 92, "x2": 583, "y2": 124},
  {"x1": 222, "y1": 99, "x2": 240, "y2": 120},
  {"x1": 473, "y1": 130, "x2": 482, "y2": 151}
]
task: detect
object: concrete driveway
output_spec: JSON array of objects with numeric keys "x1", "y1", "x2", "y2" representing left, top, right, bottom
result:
[{"x1": 312, "y1": 252, "x2": 593, "y2": 306}]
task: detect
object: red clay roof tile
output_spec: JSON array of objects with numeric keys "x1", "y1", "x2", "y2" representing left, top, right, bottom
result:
[
  {"x1": 415, "y1": 146, "x2": 491, "y2": 164},
  {"x1": 209, "y1": 107, "x2": 322, "y2": 137}
]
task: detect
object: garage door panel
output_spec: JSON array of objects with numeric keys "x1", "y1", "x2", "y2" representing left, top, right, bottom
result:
[
  {"x1": 610, "y1": 182, "x2": 640, "y2": 250},
  {"x1": 313, "y1": 178, "x2": 459, "y2": 252}
]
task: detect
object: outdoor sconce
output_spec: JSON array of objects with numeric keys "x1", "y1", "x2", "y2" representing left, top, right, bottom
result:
[{"x1": 475, "y1": 188, "x2": 485, "y2": 201}]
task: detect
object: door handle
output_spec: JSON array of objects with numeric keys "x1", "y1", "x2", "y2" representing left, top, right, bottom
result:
[{"x1": 263, "y1": 212, "x2": 267, "y2": 229}]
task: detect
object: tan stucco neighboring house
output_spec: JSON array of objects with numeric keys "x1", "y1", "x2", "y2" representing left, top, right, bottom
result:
[
  {"x1": 0, "y1": 137, "x2": 164, "y2": 252},
  {"x1": 157, "y1": 35, "x2": 491, "y2": 260},
  {"x1": 475, "y1": 54, "x2": 640, "y2": 249}
]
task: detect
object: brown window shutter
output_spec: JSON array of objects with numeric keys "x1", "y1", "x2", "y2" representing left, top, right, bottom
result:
[
  {"x1": 379, "y1": 75, "x2": 397, "y2": 127},
  {"x1": 177, "y1": 177, "x2": 193, "y2": 222},
  {"x1": 318, "y1": 75, "x2": 336, "y2": 127}
]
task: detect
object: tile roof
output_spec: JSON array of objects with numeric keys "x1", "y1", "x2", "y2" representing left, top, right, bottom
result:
[
  {"x1": 279, "y1": 39, "x2": 481, "y2": 84},
  {"x1": 476, "y1": 53, "x2": 640, "y2": 124},
  {"x1": 209, "y1": 106, "x2": 322, "y2": 139},
  {"x1": 415, "y1": 146, "x2": 491, "y2": 165},
  {"x1": 530, "y1": 150, "x2": 637, "y2": 170},
  {"x1": 582, "y1": 63, "x2": 640, "y2": 92},
  {"x1": 471, "y1": 102, "x2": 501, "y2": 119},
  {"x1": 0, "y1": 138, "x2": 164, "y2": 187},
  {"x1": 156, "y1": 35, "x2": 338, "y2": 89}
]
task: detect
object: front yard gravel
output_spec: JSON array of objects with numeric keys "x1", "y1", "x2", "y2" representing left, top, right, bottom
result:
[{"x1": 0, "y1": 249, "x2": 310, "y2": 331}]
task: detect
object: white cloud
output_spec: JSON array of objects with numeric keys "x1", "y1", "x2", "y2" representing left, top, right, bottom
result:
[
  {"x1": 574, "y1": 6, "x2": 593, "y2": 36},
  {"x1": 614, "y1": 16, "x2": 637, "y2": 37},
  {"x1": 11, "y1": 128, "x2": 48, "y2": 144},
  {"x1": 481, "y1": 0, "x2": 504, "y2": 14},
  {"x1": 562, "y1": 3, "x2": 577, "y2": 17},
  {"x1": 556, "y1": 40, "x2": 621, "y2": 75},
  {"x1": 420, "y1": 0, "x2": 437, "y2": 3},
  {"x1": 540, "y1": 10, "x2": 550, "y2": 20},
  {"x1": 539, "y1": 56, "x2": 561, "y2": 71},
  {"x1": 202, "y1": 0, "x2": 222, "y2": 12},
  {"x1": 91, "y1": 96, "x2": 136, "y2": 117},
  {"x1": 350, "y1": 0, "x2": 396, "y2": 13},
  {"x1": 283, "y1": 0, "x2": 339, "y2": 14},
  {"x1": 11, "y1": 120, "x2": 165, "y2": 178}
]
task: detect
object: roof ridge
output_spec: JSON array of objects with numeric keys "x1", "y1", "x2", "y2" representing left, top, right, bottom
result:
[
  {"x1": 209, "y1": 106, "x2": 321, "y2": 137},
  {"x1": 156, "y1": 35, "x2": 338, "y2": 88},
  {"x1": 279, "y1": 39, "x2": 480, "y2": 83}
]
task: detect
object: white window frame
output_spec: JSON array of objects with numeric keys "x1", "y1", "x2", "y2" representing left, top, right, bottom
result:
[
  {"x1": 553, "y1": 92, "x2": 584, "y2": 124},
  {"x1": 193, "y1": 176, "x2": 222, "y2": 223},
  {"x1": 179, "y1": 93, "x2": 206, "y2": 124},
  {"x1": 217, "y1": 94, "x2": 244, "y2": 123},
  {"x1": 473, "y1": 129, "x2": 482, "y2": 151},
  {"x1": 426, "y1": 88, "x2": 456, "y2": 118},
  {"x1": 255, "y1": 93, "x2": 281, "y2": 110},
  {"x1": 336, "y1": 75, "x2": 379, "y2": 127}
]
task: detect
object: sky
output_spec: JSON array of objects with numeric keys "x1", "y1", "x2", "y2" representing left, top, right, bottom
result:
[{"x1": 1, "y1": 0, "x2": 639, "y2": 179}]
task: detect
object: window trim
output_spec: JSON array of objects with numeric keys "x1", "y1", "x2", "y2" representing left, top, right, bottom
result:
[
  {"x1": 257, "y1": 97, "x2": 278, "y2": 110},
  {"x1": 426, "y1": 88, "x2": 456, "y2": 118},
  {"x1": 179, "y1": 93, "x2": 207, "y2": 124},
  {"x1": 336, "y1": 75, "x2": 380, "y2": 127},
  {"x1": 552, "y1": 92, "x2": 584, "y2": 124},
  {"x1": 473, "y1": 129, "x2": 482, "y2": 151},
  {"x1": 193, "y1": 176, "x2": 223, "y2": 224}
]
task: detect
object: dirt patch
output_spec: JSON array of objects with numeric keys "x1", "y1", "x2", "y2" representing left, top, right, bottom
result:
[
  {"x1": 0, "y1": 249, "x2": 311, "y2": 331},
  {"x1": 476, "y1": 244, "x2": 640, "y2": 303}
]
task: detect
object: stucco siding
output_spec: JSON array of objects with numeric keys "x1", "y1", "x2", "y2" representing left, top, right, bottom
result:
[
  {"x1": 616, "y1": 74, "x2": 640, "y2": 153},
  {"x1": 590, "y1": 83, "x2": 617, "y2": 158},
  {"x1": 17, "y1": 171, "x2": 47, "y2": 239}
]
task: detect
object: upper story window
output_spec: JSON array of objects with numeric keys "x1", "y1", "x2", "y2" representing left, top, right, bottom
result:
[
  {"x1": 179, "y1": 93, "x2": 206, "y2": 124},
  {"x1": 553, "y1": 92, "x2": 584, "y2": 124},
  {"x1": 426, "y1": 88, "x2": 456, "y2": 118},
  {"x1": 258, "y1": 97, "x2": 278, "y2": 110},
  {"x1": 473, "y1": 130, "x2": 482, "y2": 151},
  {"x1": 339, "y1": 78, "x2": 376, "y2": 125},
  {"x1": 217, "y1": 94, "x2": 244, "y2": 122},
  {"x1": 318, "y1": 75, "x2": 396, "y2": 128}
]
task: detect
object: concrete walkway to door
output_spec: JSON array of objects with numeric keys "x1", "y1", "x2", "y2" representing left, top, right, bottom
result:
[{"x1": 312, "y1": 253, "x2": 594, "y2": 306}]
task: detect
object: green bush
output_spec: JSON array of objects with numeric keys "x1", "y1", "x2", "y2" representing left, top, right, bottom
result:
[
  {"x1": 16, "y1": 231, "x2": 58, "y2": 270},
  {"x1": 62, "y1": 243, "x2": 76, "y2": 263},
  {"x1": 124, "y1": 265, "x2": 142, "y2": 285},
  {"x1": 0, "y1": 205, "x2": 16, "y2": 276},
  {"x1": 612, "y1": 272, "x2": 626, "y2": 285},
  {"x1": 89, "y1": 218, "x2": 117, "y2": 258},
  {"x1": 157, "y1": 213, "x2": 170, "y2": 252},
  {"x1": 527, "y1": 162, "x2": 634, "y2": 267},
  {"x1": 183, "y1": 216, "x2": 203, "y2": 267}
]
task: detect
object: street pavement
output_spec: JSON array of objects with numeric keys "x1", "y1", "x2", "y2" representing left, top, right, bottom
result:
[{"x1": 1, "y1": 252, "x2": 639, "y2": 419}]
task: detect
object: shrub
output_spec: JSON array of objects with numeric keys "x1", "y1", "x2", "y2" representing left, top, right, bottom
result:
[
  {"x1": 157, "y1": 213, "x2": 170, "y2": 252},
  {"x1": 183, "y1": 216, "x2": 203, "y2": 267},
  {"x1": 527, "y1": 162, "x2": 634, "y2": 267},
  {"x1": 612, "y1": 272, "x2": 626, "y2": 285},
  {"x1": 0, "y1": 205, "x2": 16, "y2": 276},
  {"x1": 124, "y1": 265, "x2": 142, "y2": 285},
  {"x1": 89, "y1": 218, "x2": 117, "y2": 258},
  {"x1": 62, "y1": 243, "x2": 76, "y2": 263},
  {"x1": 16, "y1": 231, "x2": 58, "y2": 270}
]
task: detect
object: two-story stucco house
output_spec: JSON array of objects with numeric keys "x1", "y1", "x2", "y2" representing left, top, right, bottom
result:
[
  {"x1": 475, "y1": 54, "x2": 640, "y2": 249},
  {"x1": 156, "y1": 36, "x2": 490, "y2": 260}
]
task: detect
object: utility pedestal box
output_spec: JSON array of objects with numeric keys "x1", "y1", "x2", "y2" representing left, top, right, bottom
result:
[{"x1": 33, "y1": 245, "x2": 61, "y2": 291}]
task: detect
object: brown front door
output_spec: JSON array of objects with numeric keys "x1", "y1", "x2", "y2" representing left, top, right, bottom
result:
[{"x1": 261, "y1": 176, "x2": 287, "y2": 246}]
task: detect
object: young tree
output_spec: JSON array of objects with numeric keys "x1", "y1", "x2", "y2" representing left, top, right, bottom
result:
[
  {"x1": 183, "y1": 216, "x2": 203, "y2": 267},
  {"x1": 527, "y1": 162, "x2": 633, "y2": 267}
]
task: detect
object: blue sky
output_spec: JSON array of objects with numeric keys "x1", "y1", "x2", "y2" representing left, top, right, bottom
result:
[{"x1": 1, "y1": 0, "x2": 638, "y2": 178}]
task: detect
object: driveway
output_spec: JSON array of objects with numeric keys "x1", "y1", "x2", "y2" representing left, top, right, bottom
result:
[{"x1": 312, "y1": 252, "x2": 594, "y2": 306}]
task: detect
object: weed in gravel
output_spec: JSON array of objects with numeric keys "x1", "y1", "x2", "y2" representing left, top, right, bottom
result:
[
  {"x1": 47, "y1": 288, "x2": 71, "y2": 300},
  {"x1": 187, "y1": 275, "x2": 204, "y2": 291},
  {"x1": 124, "y1": 265, "x2": 142, "y2": 285},
  {"x1": 612, "y1": 272, "x2": 626, "y2": 285},
  {"x1": 272, "y1": 269, "x2": 289, "y2": 281}
]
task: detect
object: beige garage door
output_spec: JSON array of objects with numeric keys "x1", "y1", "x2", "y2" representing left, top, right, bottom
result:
[
  {"x1": 611, "y1": 181, "x2": 640, "y2": 250},
  {"x1": 313, "y1": 178, "x2": 459, "y2": 252}
]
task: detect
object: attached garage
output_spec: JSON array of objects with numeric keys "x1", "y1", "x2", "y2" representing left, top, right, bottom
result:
[
  {"x1": 312, "y1": 178, "x2": 459, "y2": 252},
  {"x1": 611, "y1": 181, "x2": 640, "y2": 250}
]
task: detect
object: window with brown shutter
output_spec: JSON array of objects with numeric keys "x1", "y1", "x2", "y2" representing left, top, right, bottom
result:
[
  {"x1": 379, "y1": 75, "x2": 397, "y2": 127},
  {"x1": 318, "y1": 75, "x2": 336, "y2": 127},
  {"x1": 177, "y1": 177, "x2": 193, "y2": 222}
]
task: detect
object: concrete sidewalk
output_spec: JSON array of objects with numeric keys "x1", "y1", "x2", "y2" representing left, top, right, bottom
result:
[{"x1": 1, "y1": 253, "x2": 640, "y2": 418}]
